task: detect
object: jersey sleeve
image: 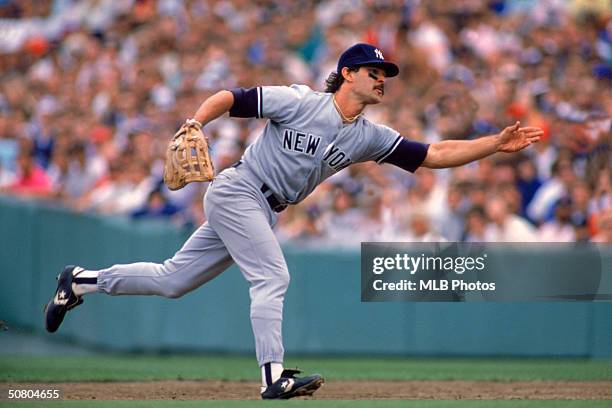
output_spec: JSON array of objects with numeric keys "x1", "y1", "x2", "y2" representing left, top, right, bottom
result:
[
  {"x1": 381, "y1": 138, "x2": 429, "y2": 173},
  {"x1": 261, "y1": 85, "x2": 310, "y2": 123},
  {"x1": 361, "y1": 122, "x2": 401, "y2": 162},
  {"x1": 228, "y1": 85, "x2": 309, "y2": 123},
  {"x1": 363, "y1": 123, "x2": 429, "y2": 173},
  {"x1": 229, "y1": 87, "x2": 259, "y2": 118}
]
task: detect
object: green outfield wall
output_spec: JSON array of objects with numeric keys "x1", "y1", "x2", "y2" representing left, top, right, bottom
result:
[{"x1": 1, "y1": 197, "x2": 611, "y2": 357}]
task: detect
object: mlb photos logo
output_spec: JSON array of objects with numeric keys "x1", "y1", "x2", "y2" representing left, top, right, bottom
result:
[{"x1": 374, "y1": 48, "x2": 384, "y2": 60}]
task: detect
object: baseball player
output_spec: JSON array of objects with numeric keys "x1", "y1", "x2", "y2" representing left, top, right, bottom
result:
[{"x1": 44, "y1": 43, "x2": 542, "y2": 399}]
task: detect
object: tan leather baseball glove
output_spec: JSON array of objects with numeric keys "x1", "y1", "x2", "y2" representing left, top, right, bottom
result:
[{"x1": 163, "y1": 119, "x2": 214, "y2": 190}]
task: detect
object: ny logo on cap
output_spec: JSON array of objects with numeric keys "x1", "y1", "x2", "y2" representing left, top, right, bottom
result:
[{"x1": 374, "y1": 48, "x2": 384, "y2": 60}]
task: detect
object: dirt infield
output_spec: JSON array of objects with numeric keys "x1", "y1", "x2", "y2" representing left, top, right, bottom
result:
[{"x1": 4, "y1": 381, "x2": 612, "y2": 400}]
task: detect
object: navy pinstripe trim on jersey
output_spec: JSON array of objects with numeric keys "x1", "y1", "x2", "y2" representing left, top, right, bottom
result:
[
  {"x1": 376, "y1": 135, "x2": 403, "y2": 163},
  {"x1": 257, "y1": 86, "x2": 262, "y2": 119},
  {"x1": 380, "y1": 137, "x2": 430, "y2": 173},
  {"x1": 229, "y1": 87, "x2": 258, "y2": 118}
]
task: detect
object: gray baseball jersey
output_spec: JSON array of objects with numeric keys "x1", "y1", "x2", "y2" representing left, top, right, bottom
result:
[{"x1": 231, "y1": 85, "x2": 428, "y2": 205}]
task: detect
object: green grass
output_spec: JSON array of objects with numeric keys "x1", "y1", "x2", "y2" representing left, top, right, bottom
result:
[
  {"x1": 3, "y1": 356, "x2": 610, "y2": 406},
  {"x1": 1, "y1": 401, "x2": 612, "y2": 408},
  {"x1": 1, "y1": 354, "x2": 611, "y2": 382}
]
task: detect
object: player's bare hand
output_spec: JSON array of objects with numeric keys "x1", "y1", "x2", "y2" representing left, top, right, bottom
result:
[{"x1": 497, "y1": 121, "x2": 543, "y2": 153}]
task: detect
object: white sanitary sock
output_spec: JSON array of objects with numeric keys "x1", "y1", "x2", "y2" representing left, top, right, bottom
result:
[
  {"x1": 261, "y1": 362, "x2": 284, "y2": 392},
  {"x1": 72, "y1": 268, "x2": 99, "y2": 296}
]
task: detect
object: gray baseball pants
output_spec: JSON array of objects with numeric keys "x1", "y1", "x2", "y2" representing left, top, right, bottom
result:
[{"x1": 96, "y1": 166, "x2": 287, "y2": 366}]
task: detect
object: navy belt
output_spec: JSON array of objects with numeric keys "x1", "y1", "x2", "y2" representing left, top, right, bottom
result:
[
  {"x1": 231, "y1": 161, "x2": 287, "y2": 213},
  {"x1": 260, "y1": 184, "x2": 287, "y2": 213}
]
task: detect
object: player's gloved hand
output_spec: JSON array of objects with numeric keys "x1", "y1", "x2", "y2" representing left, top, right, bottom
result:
[
  {"x1": 185, "y1": 118, "x2": 203, "y2": 130},
  {"x1": 163, "y1": 119, "x2": 214, "y2": 190}
]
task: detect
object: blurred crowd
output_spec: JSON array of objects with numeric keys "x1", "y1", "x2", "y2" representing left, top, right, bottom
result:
[{"x1": 0, "y1": 0, "x2": 610, "y2": 245}]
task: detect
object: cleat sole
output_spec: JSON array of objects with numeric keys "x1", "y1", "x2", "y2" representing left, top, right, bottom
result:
[{"x1": 291, "y1": 377, "x2": 324, "y2": 398}]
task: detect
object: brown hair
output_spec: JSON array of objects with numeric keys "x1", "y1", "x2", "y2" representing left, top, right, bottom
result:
[{"x1": 324, "y1": 67, "x2": 359, "y2": 93}]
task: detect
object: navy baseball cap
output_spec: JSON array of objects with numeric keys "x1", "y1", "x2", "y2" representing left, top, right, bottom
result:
[{"x1": 337, "y1": 43, "x2": 399, "y2": 77}]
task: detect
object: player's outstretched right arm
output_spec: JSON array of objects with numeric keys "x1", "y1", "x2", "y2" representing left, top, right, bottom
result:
[{"x1": 192, "y1": 90, "x2": 235, "y2": 126}]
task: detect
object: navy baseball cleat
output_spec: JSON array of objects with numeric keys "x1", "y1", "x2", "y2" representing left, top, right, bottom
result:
[
  {"x1": 261, "y1": 369, "x2": 324, "y2": 400},
  {"x1": 44, "y1": 265, "x2": 84, "y2": 333}
]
